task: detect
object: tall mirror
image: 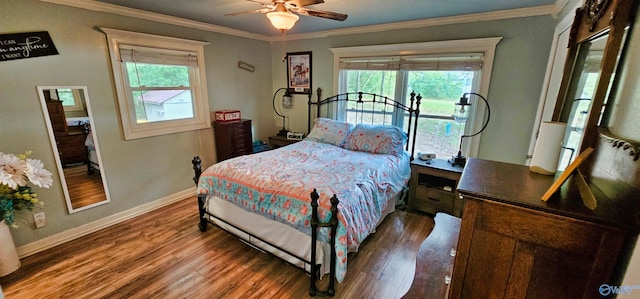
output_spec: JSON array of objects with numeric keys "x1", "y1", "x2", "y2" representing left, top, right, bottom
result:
[
  {"x1": 552, "y1": 0, "x2": 637, "y2": 169},
  {"x1": 37, "y1": 86, "x2": 111, "y2": 213},
  {"x1": 556, "y1": 33, "x2": 607, "y2": 169}
]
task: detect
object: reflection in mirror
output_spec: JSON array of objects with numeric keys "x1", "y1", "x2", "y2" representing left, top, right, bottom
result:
[
  {"x1": 37, "y1": 86, "x2": 111, "y2": 213},
  {"x1": 557, "y1": 34, "x2": 606, "y2": 169},
  {"x1": 598, "y1": 26, "x2": 630, "y2": 127}
]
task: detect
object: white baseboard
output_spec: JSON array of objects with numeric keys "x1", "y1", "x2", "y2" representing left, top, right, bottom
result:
[{"x1": 16, "y1": 188, "x2": 194, "y2": 258}]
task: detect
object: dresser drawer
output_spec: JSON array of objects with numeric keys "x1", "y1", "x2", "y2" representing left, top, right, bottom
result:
[
  {"x1": 233, "y1": 141, "x2": 251, "y2": 152},
  {"x1": 411, "y1": 186, "x2": 455, "y2": 214},
  {"x1": 233, "y1": 122, "x2": 251, "y2": 134},
  {"x1": 233, "y1": 131, "x2": 251, "y2": 142},
  {"x1": 57, "y1": 133, "x2": 86, "y2": 146}
]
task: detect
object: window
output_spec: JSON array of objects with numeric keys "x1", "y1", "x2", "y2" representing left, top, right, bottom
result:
[
  {"x1": 331, "y1": 38, "x2": 501, "y2": 159},
  {"x1": 56, "y1": 88, "x2": 84, "y2": 111},
  {"x1": 101, "y1": 28, "x2": 211, "y2": 140}
]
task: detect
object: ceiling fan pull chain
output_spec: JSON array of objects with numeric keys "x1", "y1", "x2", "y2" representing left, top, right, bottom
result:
[{"x1": 282, "y1": 31, "x2": 287, "y2": 62}]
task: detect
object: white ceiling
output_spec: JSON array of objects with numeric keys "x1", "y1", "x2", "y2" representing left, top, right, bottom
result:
[{"x1": 53, "y1": 0, "x2": 567, "y2": 38}]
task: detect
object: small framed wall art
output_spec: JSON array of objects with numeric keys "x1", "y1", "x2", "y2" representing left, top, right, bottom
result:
[{"x1": 286, "y1": 51, "x2": 312, "y2": 94}]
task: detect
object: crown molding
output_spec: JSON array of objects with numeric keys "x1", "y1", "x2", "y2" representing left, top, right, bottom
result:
[
  {"x1": 42, "y1": 0, "x2": 560, "y2": 43},
  {"x1": 552, "y1": 0, "x2": 575, "y2": 18},
  {"x1": 40, "y1": 0, "x2": 271, "y2": 41},
  {"x1": 272, "y1": 5, "x2": 558, "y2": 42}
]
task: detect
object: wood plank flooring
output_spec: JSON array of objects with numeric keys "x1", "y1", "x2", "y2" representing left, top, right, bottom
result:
[
  {"x1": 63, "y1": 165, "x2": 106, "y2": 209},
  {"x1": 0, "y1": 197, "x2": 435, "y2": 298}
]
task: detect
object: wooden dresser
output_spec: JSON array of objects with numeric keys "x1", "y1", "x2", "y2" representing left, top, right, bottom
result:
[
  {"x1": 403, "y1": 213, "x2": 461, "y2": 298},
  {"x1": 46, "y1": 99, "x2": 88, "y2": 166},
  {"x1": 46, "y1": 100, "x2": 68, "y2": 136},
  {"x1": 213, "y1": 119, "x2": 253, "y2": 161},
  {"x1": 451, "y1": 158, "x2": 638, "y2": 298},
  {"x1": 56, "y1": 132, "x2": 87, "y2": 166}
]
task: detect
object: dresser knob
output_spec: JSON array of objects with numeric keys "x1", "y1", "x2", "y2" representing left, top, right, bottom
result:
[
  {"x1": 445, "y1": 275, "x2": 451, "y2": 285},
  {"x1": 450, "y1": 248, "x2": 457, "y2": 256}
]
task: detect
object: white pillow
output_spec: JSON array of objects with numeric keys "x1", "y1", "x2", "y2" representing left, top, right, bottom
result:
[{"x1": 305, "y1": 118, "x2": 354, "y2": 146}]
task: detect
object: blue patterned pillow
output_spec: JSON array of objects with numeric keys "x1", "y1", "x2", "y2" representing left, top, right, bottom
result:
[
  {"x1": 305, "y1": 118, "x2": 354, "y2": 146},
  {"x1": 344, "y1": 124, "x2": 407, "y2": 155}
]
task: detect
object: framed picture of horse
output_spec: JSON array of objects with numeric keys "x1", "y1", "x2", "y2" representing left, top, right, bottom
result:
[{"x1": 286, "y1": 51, "x2": 312, "y2": 94}]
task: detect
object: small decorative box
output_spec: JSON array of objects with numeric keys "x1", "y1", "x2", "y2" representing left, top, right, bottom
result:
[{"x1": 213, "y1": 110, "x2": 241, "y2": 122}]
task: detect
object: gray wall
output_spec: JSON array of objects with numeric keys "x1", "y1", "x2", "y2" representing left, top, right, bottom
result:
[
  {"x1": 0, "y1": 0, "x2": 275, "y2": 246},
  {"x1": 271, "y1": 16, "x2": 557, "y2": 164}
]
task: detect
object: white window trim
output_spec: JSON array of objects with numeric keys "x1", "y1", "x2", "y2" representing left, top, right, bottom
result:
[
  {"x1": 59, "y1": 89, "x2": 85, "y2": 112},
  {"x1": 100, "y1": 27, "x2": 211, "y2": 140},
  {"x1": 330, "y1": 37, "x2": 502, "y2": 158}
]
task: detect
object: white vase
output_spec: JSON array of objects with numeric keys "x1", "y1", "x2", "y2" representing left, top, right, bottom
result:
[{"x1": 0, "y1": 220, "x2": 20, "y2": 277}]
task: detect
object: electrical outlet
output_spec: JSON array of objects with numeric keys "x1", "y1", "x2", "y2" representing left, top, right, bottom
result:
[{"x1": 34, "y1": 212, "x2": 46, "y2": 228}]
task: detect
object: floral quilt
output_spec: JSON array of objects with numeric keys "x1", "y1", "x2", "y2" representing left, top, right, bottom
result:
[{"x1": 196, "y1": 140, "x2": 411, "y2": 282}]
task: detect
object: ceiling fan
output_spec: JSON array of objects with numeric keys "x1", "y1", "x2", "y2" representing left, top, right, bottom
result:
[{"x1": 226, "y1": 0, "x2": 348, "y2": 31}]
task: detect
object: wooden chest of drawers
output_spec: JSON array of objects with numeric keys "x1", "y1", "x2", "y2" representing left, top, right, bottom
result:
[
  {"x1": 46, "y1": 100, "x2": 68, "y2": 136},
  {"x1": 451, "y1": 158, "x2": 638, "y2": 298},
  {"x1": 213, "y1": 119, "x2": 252, "y2": 161},
  {"x1": 56, "y1": 132, "x2": 88, "y2": 166}
]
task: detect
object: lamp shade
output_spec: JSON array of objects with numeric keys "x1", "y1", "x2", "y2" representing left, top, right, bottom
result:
[
  {"x1": 282, "y1": 92, "x2": 292, "y2": 109},
  {"x1": 267, "y1": 11, "x2": 299, "y2": 30},
  {"x1": 453, "y1": 95, "x2": 471, "y2": 123}
]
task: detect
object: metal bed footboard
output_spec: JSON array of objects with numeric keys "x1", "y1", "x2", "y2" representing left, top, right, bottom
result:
[{"x1": 192, "y1": 156, "x2": 339, "y2": 296}]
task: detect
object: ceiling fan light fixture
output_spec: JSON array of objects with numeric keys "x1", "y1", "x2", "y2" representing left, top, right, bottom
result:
[{"x1": 266, "y1": 11, "x2": 299, "y2": 30}]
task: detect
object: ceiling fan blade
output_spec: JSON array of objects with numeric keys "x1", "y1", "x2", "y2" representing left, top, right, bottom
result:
[
  {"x1": 288, "y1": 0, "x2": 324, "y2": 7},
  {"x1": 225, "y1": 8, "x2": 272, "y2": 16},
  {"x1": 246, "y1": 0, "x2": 273, "y2": 6},
  {"x1": 297, "y1": 7, "x2": 347, "y2": 21}
]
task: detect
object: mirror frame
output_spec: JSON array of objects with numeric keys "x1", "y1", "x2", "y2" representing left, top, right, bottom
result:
[
  {"x1": 37, "y1": 86, "x2": 112, "y2": 213},
  {"x1": 552, "y1": 0, "x2": 639, "y2": 153}
]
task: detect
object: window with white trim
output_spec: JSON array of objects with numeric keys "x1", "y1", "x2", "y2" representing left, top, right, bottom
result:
[
  {"x1": 101, "y1": 28, "x2": 211, "y2": 140},
  {"x1": 56, "y1": 88, "x2": 84, "y2": 111},
  {"x1": 331, "y1": 38, "x2": 501, "y2": 160}
]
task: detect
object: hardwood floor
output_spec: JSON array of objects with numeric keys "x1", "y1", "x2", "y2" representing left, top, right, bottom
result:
[
  {"x1": 63, "y1": 164, "x2": 106, "y2": 209},
  {"x1": 0, "y1": 197, "x2": 435, "y2": 298}
]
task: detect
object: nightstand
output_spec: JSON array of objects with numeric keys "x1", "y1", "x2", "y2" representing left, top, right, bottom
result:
[
  {"x1": 268, "y1": 135, "x2": 301, "y2": 149},
  {"x1": 408, "y1": 158, "x2": 464, "y2": 217}
]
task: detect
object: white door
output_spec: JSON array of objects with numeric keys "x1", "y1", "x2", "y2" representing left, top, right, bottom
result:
[{"x1": 526, "y1": 3, "x2": 580, "y2": 165}]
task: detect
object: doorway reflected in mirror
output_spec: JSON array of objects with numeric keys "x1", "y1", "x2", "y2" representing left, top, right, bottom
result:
[{"x1": 37, "y1": 86, "x2": 111, "y2": 213}]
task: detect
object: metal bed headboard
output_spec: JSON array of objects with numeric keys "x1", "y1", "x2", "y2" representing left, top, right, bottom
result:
[{"x1": 308, "y1": 88, "x2": 422, "y2": 159}]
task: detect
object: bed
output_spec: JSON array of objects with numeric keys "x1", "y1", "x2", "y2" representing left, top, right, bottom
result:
[
  {"x1": 66, "y1": 116, "x2": 90, "y2": 127},
  {"x1": 192, "y1": 90, "x2": 422, "y2": 296},
  {"x1": 84, "y1": 129, "x2": 100, "y2": 174},
  {"x1": 65, "y1": 116, "x2": 100, "y2": 174}
]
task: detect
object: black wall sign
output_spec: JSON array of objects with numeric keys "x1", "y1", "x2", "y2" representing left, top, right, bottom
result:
[{"x1": 0, "y1": 31, "x2": 59, "y2": 62}]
